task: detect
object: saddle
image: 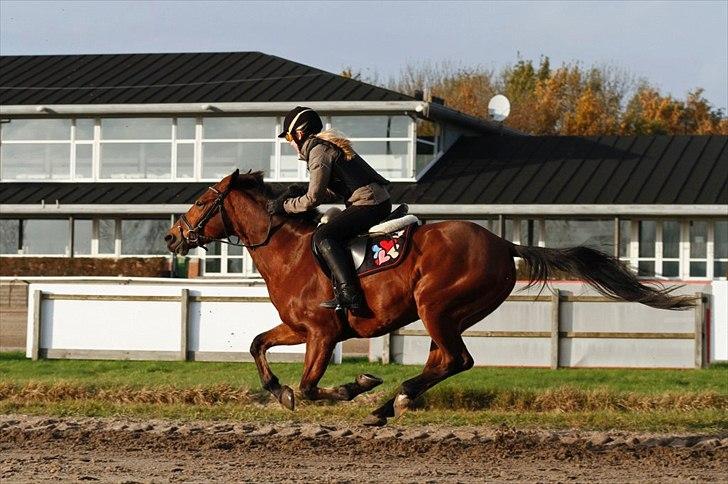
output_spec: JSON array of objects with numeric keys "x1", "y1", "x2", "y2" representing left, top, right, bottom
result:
[{"x1": 313, "y1": 204, "x2": 421, "y2": 278}]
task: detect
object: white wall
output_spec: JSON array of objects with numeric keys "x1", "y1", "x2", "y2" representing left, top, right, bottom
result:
[
  {"x1": 712, "y1": 281, "x2": 728, "y2": 362},
  {"x1": 26, "y1": 281, "x2": 341, "y2": 362}
]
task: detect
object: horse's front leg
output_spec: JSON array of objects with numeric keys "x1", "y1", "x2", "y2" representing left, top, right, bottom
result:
[
  {"x1": 299, "y1": 336, "x2": 383, "y2": 402},
  {"x1": 250, "y1": 323, "x2": 305, "y2": 410}
]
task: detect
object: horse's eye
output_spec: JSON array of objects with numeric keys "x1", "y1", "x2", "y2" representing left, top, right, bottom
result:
[{"x1": 195, "y1": 200, "x2": 204, "y2": 207}]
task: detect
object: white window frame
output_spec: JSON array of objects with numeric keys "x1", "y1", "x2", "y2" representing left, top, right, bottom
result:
[{"x1": 1, "y1": 115, "x2": 426, "y2": 183}]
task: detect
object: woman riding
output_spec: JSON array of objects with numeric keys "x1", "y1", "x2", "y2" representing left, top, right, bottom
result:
[{"x1": 267, "y1": 106, "x2": 392, "y2": 310}]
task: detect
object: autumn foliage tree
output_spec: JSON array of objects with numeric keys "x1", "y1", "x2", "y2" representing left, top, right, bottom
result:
[{"x1": 349, "y1": 57, "x2": 727, "y2": 135}]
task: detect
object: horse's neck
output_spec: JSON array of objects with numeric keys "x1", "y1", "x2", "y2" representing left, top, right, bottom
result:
[{"x1": 246, "y1": 220, "x2": 315, "y2": 284}]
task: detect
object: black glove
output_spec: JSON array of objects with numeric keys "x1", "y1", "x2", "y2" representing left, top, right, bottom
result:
[
  {"x1": 266, "y1": 199, "x2": 286, "y2": 216},
  {"x1": 286, "y1": 184, "x2": 308, "y2": 198}
]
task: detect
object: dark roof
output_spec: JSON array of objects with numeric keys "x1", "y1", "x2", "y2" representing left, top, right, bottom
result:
[
  {"x1": 0, "y1": 52, "x2": 413, "y2": 105},
  {"x1": 1, "y1": 135, "x2": 725, "y2": 207},
  {"x1": 395, "y1": 134, "x2": 728, "y2": 205}
]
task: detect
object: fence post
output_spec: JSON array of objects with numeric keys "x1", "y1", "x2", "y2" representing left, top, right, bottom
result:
[
  {"x1": 550, "y1": 289, "x2": 561, "y2": 369},
  {"x1": 180, "y1": 289, "x2": 189, "y2": 361},
  {"x1": 31, "y1": 290, "x2": 42, "y2": 361},
  {"x1": 382, "y1": 333, "x2": 391, "y2": 364},
  {"x1": 694, "y1": 292, "x2": 706, "y2": 368}
]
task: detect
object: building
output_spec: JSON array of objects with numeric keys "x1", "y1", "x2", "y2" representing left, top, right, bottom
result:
[{"x1": 1, "y1": 52, "x2": 725, "y2": 281}]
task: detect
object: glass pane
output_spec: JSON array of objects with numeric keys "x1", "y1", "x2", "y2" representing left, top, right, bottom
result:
[
  {"x1": 689, "y1": 221, "x2": 707, "y2": 258},
  {"x1": 415, "y1": 140, "x2": 435, "y2": 174},
  {"x1": 662, "y1": 261, "x2": 679, "y2": 277},
  {"x1": 0, "y1": 119, "x2": 70, "y2": 140},
  {"x1": 176, "y1": 143, "x2": 194, "y2": 178},
  {"x1": 228, "y1": 244, "x2": 243, "y2": 256},
  {"x1": 662, "y1": 220, "x2": 679, "y2": 258},
  {"x1": 22, "y1": 219, "x2": 69, "y2": 255},
  {"x1": 690, "y1": 261, "x2": 706, "y2": 277},
  {"x1": 177, "y1": 118, "x2": 196, "y2": 140},
  {"x1": 619, "y1": 220, "x2": 630, "y2": 257},
  {"x1": 545, "y1": 219, "x2": 614, "y2": 252},
  {"x1": 715, "y1": 221, "x2": 728, "y2": 259},
  {"x1": 638, "y1": 221, "x2": 656, "y2": 257},
  {"x1": 714, "y1": 261, "x2": 728, "y2": 278},
  {"x1": 205, "y1": 258, "x2": 221, "y2": 273},
  {"x1": 120, "y1": 219, "x2": 170, "y2": 255},
  {"x1": 1, "y1": 144, "x2": 70, "y2": 180},
  {"x1": 638, "y1": 260, "x2": 655, "y2": 277},
  {"x1": 280, "y1": 142, "x2": 300, "y2": 178},
  {"x1": 73, "y1": 219, "x2": 92, "y2": 255},
  {"x1": 100, "y1": 142, "x2": 172, "y2": 179},
  {"x1": 202, "y1": 142, "x2": 274, "y2": 179},
  {"x1": 203, "y1": 117, "x2": 275, "y2": 139},
  {"x1": 75, "y1": 144, "x2": 93, "y2": 178},
  {"x1": 75, "y1": 119, "x2": 94, "y2": 140},
  {"x1": 504, "y1": 219, "x2": 514, "y2": 241},
  {"x1": 98, "y1": 219, "x2": 115, "y2": 254},
  {"x1": 227, "y1": 258, "x2": 243, "y2": 273},
  {"x1": 0, "y1": 219, "x2": 19, "y2": 254},
  {"x1": 101, "y1": 118, "x2": 172, "y2": 140},
  {"x1": 331, "y1": 115, "x2": 410, "y2": 138},
  {"x1": 351, "y1": 141, "x2": 408, "y2": 179}
]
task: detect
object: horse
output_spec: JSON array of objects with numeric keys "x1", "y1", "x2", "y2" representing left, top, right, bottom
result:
[{"x1": 165, "y1": 169, "x2": 694, "y2": 426}]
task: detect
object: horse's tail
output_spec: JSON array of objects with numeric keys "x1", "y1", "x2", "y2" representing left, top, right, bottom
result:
[{"x1": 509, "y1": 243, "x2": 695, "y2": 310}]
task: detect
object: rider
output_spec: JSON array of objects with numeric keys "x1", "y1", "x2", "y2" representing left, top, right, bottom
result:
[{"x1": 267, "y1": 106, "x2": 392, "y2": 310}]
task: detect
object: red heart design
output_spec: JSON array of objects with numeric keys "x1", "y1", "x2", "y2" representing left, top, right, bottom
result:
[{"x1": 379, "y1": 239, "x2": 395, "y2": 252}]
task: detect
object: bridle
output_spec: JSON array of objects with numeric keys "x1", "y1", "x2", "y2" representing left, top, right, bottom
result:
[{"x1": 177, "y1": 185, "x2": 278, "y2": 251}]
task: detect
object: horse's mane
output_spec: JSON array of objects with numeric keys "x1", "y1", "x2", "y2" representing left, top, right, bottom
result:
[{"x1": 233, "y1": 171, "x2": 322, "y2": 225}]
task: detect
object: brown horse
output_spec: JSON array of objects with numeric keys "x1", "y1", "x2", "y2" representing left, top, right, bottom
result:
[{"x1": 166, "y1": 170, "x2": 693, "y2": 426}]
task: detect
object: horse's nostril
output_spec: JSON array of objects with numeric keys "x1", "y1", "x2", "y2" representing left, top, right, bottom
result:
[{"x1": 165, "y1": 234, "x2": 173, "y2": 242}]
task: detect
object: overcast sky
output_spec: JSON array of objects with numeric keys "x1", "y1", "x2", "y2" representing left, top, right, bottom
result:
[{"x1": 1, "y1": 0, "x2": 726, "y2": 111}]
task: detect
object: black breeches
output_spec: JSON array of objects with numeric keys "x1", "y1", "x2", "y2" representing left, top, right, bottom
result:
[{"x1": 313, "y1": 200, "x2": 392, "y2": 249}]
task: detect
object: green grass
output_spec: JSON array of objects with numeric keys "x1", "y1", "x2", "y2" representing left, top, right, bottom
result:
[{"x1": 1, "y1": 352, "x2": 726, "y2": 432}]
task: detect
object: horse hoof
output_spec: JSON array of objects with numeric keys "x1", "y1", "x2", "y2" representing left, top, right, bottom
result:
[
  {"x1": 393, "y1": 394, "x2": 411, "y2": 418},
  {"x1": 280, "y1": 386, "x2": 295, "y2": 411},
  {"x1": 362, "y1": 414, "x2": 388, "y2": 427},
  {"x1": 356, "y1": 373, "x2": 383, "y2": 391}
]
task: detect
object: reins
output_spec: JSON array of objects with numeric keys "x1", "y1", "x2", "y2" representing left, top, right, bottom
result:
[{"x1": 178, "y1": 186, "x2": 279, "y2": 251}]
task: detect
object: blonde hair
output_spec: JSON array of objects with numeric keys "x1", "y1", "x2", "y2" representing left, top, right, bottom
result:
[{"x1": 314, "y1": 129, "x2": 355, "y2": 160}]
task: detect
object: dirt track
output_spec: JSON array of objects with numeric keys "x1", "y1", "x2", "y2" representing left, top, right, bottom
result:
[{"x1": 1, "y1": 415, "x2": 726, "y2": 483}]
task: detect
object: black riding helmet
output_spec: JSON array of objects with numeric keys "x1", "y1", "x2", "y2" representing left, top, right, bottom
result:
[{"x1": 278, "y1": 106, "x2": 323, "y2": 139}]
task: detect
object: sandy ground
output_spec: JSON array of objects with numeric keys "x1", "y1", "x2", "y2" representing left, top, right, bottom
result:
[{"x1": 1, "y1": 414, "x2": 726, "y2": 483}]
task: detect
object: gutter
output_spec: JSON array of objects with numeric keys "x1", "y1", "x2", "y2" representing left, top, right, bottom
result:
[{"x1": 0, "y1": 100, "x2": 525, "y2": 136}]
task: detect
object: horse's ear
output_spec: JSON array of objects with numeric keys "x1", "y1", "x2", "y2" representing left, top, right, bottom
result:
[{"x1": 231, "y1": 168, "x2": 240, "y2": 181}]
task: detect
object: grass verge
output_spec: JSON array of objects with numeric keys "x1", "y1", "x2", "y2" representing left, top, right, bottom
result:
[{"x1": 1, "y1": 352, "x2": 727, "y2": 431}]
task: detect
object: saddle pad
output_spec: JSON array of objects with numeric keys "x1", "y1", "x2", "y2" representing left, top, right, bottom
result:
[{"x1": 356, "y1": 223, "x2": 417, "y2": 277}]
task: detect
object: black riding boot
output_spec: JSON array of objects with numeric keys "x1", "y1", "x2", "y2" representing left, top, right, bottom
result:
[{"x1": 317, "y1": 239, "x2": 364, "y2": 310}]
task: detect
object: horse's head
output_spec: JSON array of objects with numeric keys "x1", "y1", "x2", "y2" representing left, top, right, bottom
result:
[{"x1": 166, "y1": 169, "x2": 273, "y2": 255}]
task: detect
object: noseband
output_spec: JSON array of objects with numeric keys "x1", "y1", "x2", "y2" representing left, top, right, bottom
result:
[{"x1": 177, "y1": 186, "x2": 276, "y2": 250}]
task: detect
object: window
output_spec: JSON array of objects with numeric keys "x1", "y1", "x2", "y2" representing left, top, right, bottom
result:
[
  {"x1": 689, "y1": 221, "x2": 708, "y2": 277},
  {"x1": 21, "y1": 219, "x2": 69, "y2": 255},
  {"x1": 199, "y1": 241, "x2": 259, "y2": 277},
  {"x1": 73, "y1": 219, "x2": 92, "y2": 255},
  {"x1": 120, "y1": 219, "x2": 169, "y2": 255},
  {"x1": 201, "y1": 117, "x2": 276, "y2": 179},
  {"x1": 0, "y1": 119, "x2": 72, "y2": 179},
  {"x1": 1, "y1": 115, "x2": 424, "y2": 181},
  {"x1": 100, "y1": 118, "x2": 172, "y2": 179},
  {"x1": 415, "y1": 119, "x2": 440, "y2": 173},
  {"x1": 544, "y1": 219, "x2": 614, "y2": 252},
  {"x1": 0, "y1": 219, "x2": 20, "y2": 254},
  {"x1": 331, "y1": 115, "x2": 413, "y2": 179},
  {"x1": 715, "y1": 221, "x2": 728, "y2": 279}
]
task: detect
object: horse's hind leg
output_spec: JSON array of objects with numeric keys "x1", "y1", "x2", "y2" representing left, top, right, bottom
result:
[
  {"x1": 364, "y1": 317, "x2": 474, "y2": 426},
  {"x1": 250, "y1": 324, "x2": 305, "y2": 410}
]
